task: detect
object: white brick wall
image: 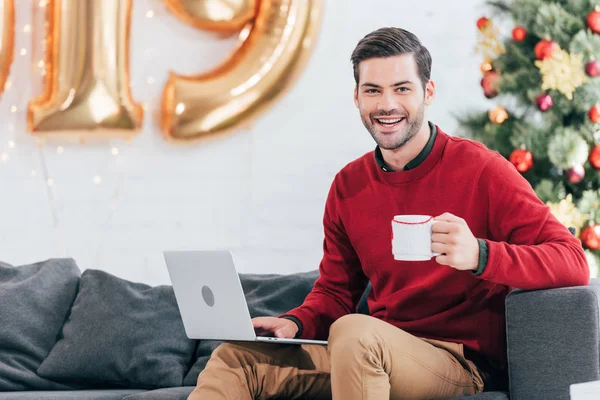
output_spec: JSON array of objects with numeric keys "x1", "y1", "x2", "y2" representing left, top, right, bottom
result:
[{"x1": 0, "y1": 0, "x2": 490, "y2": 285}]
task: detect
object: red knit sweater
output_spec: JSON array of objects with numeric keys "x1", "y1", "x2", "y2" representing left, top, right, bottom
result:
[{"x1": 281, "y1": 126, "x2": 589, "y2": 367}]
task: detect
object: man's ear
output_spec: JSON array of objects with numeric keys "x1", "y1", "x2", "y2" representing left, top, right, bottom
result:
[
  {"x1": 354, "y1": 86, "x2": 359, "y2": 108},
  {"x1": 424, "y1": 80, "x2": 435, "y2": 106}
]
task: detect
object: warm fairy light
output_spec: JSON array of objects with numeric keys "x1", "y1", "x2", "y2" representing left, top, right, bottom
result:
[{"x1": 111, "y1": 147, "x2": 119, "y2": 156}]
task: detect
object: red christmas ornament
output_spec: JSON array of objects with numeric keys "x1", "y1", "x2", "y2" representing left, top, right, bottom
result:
[
  {"x1": 536, "y1": 93, "x2": 553, "y2": 111},
  {"x1": 586, "y1": 60, "x2": 600, "y2": 77},
  {"x1": 581, "y1": 224, "x2": 600, "y2": 250},
  {"x1": 566, "y1": 164, "x2": 585, "y2": 184},
  {"x1": 587, "y1": 8, "x2": 600, "y2": 34},
  {"x1": 589, "y1": 105, "x2": 600, "y2": 123},
  {"x1": 509, "y1": 149, "x2": 533, "y2": 173},
  {"x1": 534, "y1": 39, "x2": 559, "y2": 60},
  {"x1": 480, "y1": 71, "x2": 500, "y2": 98},
  {"x1": 589, "y1": 145, "x2": 600, "y2": 169},
  {"x1": 512, "y1": 26, "x2": 527, "y2": 42},
  {"x1": 477, "y1": 17, "x2": 490, "y2": 30}
]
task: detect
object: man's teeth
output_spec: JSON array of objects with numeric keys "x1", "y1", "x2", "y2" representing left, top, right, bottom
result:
[{"x1": 377, "y1": 118, "x2": 403, "y2": 125}]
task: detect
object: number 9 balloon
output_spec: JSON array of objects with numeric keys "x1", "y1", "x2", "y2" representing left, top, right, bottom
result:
[{"x1": 161, "y1": 0, "x2": 324, "y2": 141}]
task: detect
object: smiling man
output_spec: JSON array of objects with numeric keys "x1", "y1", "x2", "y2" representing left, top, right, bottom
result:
[{"x1": 188, "y1": 27, "x2": 589, "y2": 400}]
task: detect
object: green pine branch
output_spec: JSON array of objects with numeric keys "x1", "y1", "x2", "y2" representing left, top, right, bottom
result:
[{"x1": 533, "y1": 3, "x2": 585, "y2": 46}]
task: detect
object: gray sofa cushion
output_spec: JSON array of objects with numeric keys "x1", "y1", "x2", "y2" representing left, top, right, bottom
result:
[
  {"x1": 451, "y1": 393, "x2": 509, "y2": 399},
  {"x1": 0, "y1": 390, "x2": 146, "y2": 400},
  {"x1": 505, "y1": 279, "x2": 600, "y2": 400},
  {"x1": 122, "y1": 387, "x2": 194, "y2": 400},
  {"x1": 37, "y1": 270, "x2": 197, "y2": 389},
  {"x1": 0, "y1": 259, "x2": 80, "y2": 391},
  {"x1": 183, "y1": 270, "x2": 319, "y2": 386}
]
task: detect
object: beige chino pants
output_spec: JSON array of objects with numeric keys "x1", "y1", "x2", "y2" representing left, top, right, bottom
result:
[{"x1": 188, "y1": 314, "x2": 484, "y2": 400}]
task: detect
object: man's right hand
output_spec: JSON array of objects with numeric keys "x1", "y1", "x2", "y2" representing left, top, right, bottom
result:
[{"x1": 252, "y1": 317, "x2": 299, "y2": 339}]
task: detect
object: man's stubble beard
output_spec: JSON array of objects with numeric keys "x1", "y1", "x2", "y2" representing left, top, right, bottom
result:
[{"x1": 361, "y1": 101, "x2": 426, "y2": 151}]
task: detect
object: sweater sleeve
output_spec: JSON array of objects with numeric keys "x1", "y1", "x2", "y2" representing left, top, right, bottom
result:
[
  {"x1": 279, "y1": 175, "x2": 369, "y2": 340},
  {"x1": 476, "y1": 154, "x2": 589, "y2": 290}
]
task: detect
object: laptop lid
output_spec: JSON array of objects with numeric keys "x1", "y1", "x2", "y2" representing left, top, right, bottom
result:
[{"x1": 164, "y1": 250, "x2": 257, "y2": 341}]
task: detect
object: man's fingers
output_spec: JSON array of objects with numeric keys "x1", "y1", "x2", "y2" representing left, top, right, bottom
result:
[
  {"x1": 252, "y1": 317, "x2": 276, "y2": 331},
  {"x1": 431, "y1": 232, "x2": 452, "y2": 244},
  {"x1": 435, "y1": 254, "x2": 450, "y2": 265},
  {"x1": 431, "y1": 242, "x2": 448, "y2": 254},
  {"x1": 275, "y1": 327, "x2": 293, "y2": 338},
  {"x1": 432, "y1": 221, "x2": 455, "y2": 233},
  {"x1": 434, "y1": 212, "x2": 464, "y2": 223}
]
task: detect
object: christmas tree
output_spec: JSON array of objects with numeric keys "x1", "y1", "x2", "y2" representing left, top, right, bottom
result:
[{"x1": 458, "y1": 0, "x2": 600, "y2": 278}]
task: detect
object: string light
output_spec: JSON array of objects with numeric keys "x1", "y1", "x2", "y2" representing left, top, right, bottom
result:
[
  {"x1": 31, "y1": 169, "x2": 37, "y2": 177},
  {"x1": 146, "y1": 10, "x2": 154, "y2": 18},
  {"x1": 23, "y1": 24, "x2": 31, "y2": 33},
  {"x1": 38, "y1": 60, "x2": 44, "y2": 68},
  {"x1": 4, "y1": 80, "x2": 11, "y2": 89},
  {"x1": 39, "y1": 0, "x2": 47, "y2": 7},
  {"x1": 147, "y1": 76, "x2": 155, "y2": 84},
  {"x1": 56, "y1": 146, "x2": 64, "y2": 154},
  {"x1": 111, "y1": 147, "x2": 119, "y2": 156},
  {"x1": 0, "y1": 152, "x2": 8, "y2": 162},
  {"x1": 176, "y1": 103, "x2": 185, "y2": 114},
  {"x1": 20, "y1": 48, "x2": 27, "y2": 56},
  {"x1": 10, "y1": 105, "x2": 16, "y2": 113},
  {"x1": 8, "y1": 140, "x2": 15, "y2": 148},
  {"x1": 93, "y1": 175, "x2": 102, "y2": 185},
  {"x1": 47, "y1": 178, "x2": 53, "y2": 186}
]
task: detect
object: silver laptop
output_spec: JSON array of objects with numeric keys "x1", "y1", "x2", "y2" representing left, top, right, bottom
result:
[{"x1": 163, "y1": 250, "x2": 327, "y2": 346}]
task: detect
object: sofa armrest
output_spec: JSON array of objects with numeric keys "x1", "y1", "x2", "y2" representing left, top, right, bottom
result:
[{"x1": 505, "y1": 280, "x2": 600, "y2": 400}]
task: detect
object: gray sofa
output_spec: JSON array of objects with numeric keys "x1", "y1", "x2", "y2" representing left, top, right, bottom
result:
[{"x1": 0, "y1": 259, "x2": 598, "y2": 400}]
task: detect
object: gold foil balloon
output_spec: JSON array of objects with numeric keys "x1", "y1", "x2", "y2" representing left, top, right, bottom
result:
[
  {"x1": 0, "y1": 0, "x2": 13, "y2": 95},
  {"x1": 163, "y1": 0, "x2": 256, "y2": 32},
  {"x1": 28, "y1": 0, "x2": 143, "y2": 140},
  {"x1": 161, "y1": 0, "x2": 324, "y2": 141}
]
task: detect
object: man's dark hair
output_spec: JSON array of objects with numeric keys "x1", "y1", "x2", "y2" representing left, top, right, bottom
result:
[{"x1": 350, "y1": 27, "x2": 432, "y2": 90}]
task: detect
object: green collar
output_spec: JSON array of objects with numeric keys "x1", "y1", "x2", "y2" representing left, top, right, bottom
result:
[{"x1": 374, "y1": 121, "x2": 437, "y2": 172}]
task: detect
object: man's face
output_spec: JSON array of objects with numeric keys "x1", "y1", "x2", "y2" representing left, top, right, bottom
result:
[{"x1": 354, "y1": 54, "x2": 435, "y2": 150}]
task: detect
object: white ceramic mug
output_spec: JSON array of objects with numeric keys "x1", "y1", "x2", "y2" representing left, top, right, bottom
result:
[{"x1": 391, "y1": 215, "x2": 441, "y2": 261}]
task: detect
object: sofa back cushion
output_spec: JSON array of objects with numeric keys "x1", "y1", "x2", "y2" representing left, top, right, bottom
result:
[
  {"x1": 0, "y1": 259, "x2": 80, "y2": 390},
  {"x1": 37, "y1": 270, "x2": 197, "y2": 389}
]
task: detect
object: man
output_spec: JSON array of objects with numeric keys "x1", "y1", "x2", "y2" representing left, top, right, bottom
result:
[{"x1": 188, "y1": 27, "x2": 589, "y2": 400}]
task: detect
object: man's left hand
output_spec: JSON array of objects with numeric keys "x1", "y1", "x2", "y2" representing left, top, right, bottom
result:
[{"x1": 431, "y1": 212, "x2": 479, "y2": 271}]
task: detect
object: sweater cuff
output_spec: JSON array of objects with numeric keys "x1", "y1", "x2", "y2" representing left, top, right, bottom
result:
[
  {"x1": 280, "y1": 316, "x2": 303, "y2": 338},
  {"x1": 473, "y1": 238, "x2": 489, "y2": 276}
]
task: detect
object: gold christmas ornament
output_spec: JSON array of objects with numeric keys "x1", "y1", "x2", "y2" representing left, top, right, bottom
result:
[
  {"x1": 480, "y1": 62, "x2": 493, "y2": 74},
  {"x1": 488, "y1": 105, "x2": 508, "y2": 124},
  {"x1": 534, "y1": 48, "x2": 589, "y2": 100},
  {"x1": 475, "y1": 19, "x2": 505, "y2": 63},
  {"x1": 546, "y1": 194, "x2": 586, "y2": 236}
]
